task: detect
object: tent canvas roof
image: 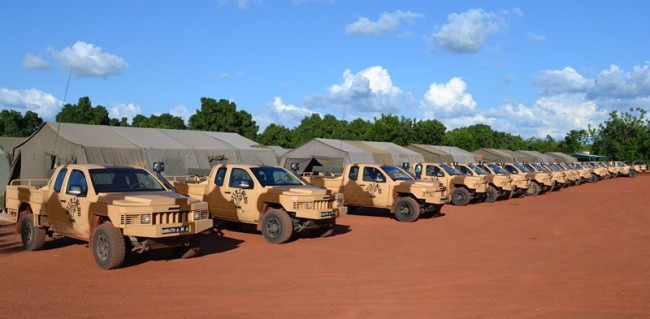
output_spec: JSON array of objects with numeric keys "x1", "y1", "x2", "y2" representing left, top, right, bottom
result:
[
  {"x1": 280, "y1": 138, "x2": 424, "y2": 172},
  {"x1": 12, "y1": 122, "x2": 277, "y2": 179},
  {"x1": 516, "y1": 150, "x2": 555, "y2": 163},
  {"x1": 408, "y1": 144, "x2": 479, "y2": 163},
  {"x1": 473, "y1": 148, "x2": 517, "y2": 162},
  {"x1": 545, "y1": 152, "x2": 578, "y2": 163}
]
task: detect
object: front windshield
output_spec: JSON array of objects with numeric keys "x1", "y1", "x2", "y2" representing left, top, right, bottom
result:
[
  {"x1": 381, "y1": 165, "x2": 414, "y2": 181},
  {"x1": 486, "y1": 163, "x2": 508, "y2": 175},
  {"x1": 514, "y1": 163, "x2": 530, "y2": 173},
  {"x1": 467, "y1": 164, "x2": 488, "y2": 175},
  {"x1": 90, "y1": 168, "x2": 166, "y2": 193},
  {"x1": 440, "y1": 163, "x2": 462, "y2": 176},
  {"x1": 251, "y1": 167, "x2": 303, "y2": 187},
  {"x1": 530, "y1": 163, "x2": 547, "y2": 172}
]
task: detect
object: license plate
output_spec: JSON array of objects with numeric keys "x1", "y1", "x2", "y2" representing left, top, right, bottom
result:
[
  {"x1": 320, "y1": 211, "x2": 337, "y2": 218},
  {"x1": 162, "y1": 225, "x2": 190, "y2": 234}
]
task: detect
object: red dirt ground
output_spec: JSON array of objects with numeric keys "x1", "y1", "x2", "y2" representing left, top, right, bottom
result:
[{"x1": 1, "y1": 175, "x2": 649, "y2": 319}]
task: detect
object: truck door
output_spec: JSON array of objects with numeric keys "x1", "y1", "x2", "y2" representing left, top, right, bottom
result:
[
  {"x1": 364, "y1": 167, "x2": 390, "y2": 208},
  {"x1": 209, "y1": 167, "x2": 238, "y2": 221},
  {"x1": 214, "y1": 167, "x2": 257, "y2": 223},
  {"x1": 48, "y1": 169, "x2": 91, "y2": 239}
]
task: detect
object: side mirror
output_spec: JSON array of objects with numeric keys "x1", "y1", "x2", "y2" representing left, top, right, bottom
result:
[
  {"x1": 375, "y1": 176, "x2": 385, "y2": 183},
  {"x1": 153, "y1": 162, "x2": 165, "y2": 173},
  {"x1": 290, "y1": 162, "x2": 299, "y2": 172},
  {"x1": 68, "y1": 185, "x2": 85, "y2": 196},
  {"x1": 239, "y1": 180, "x2": 252, "y2": 189},
  {"x1": 402, "y1": 162, "x2": 410, "y2": 170}
]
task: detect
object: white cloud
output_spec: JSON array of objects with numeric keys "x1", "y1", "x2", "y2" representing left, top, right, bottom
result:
[
  {"x1": 0, "y1": 87, "x2": 60, "y2": 120},
  {"x1": 305, "y1": 66, "x2": 412, "y2": 119},
  {"x1": 533, "y1": 66, "x2": 591, "y2": 95},
  {"x1": 427, "y1": 8, "x2": 519, "y2": 53},
  {"x1": 109, "y1": 103, "x2": 142, "y2": 123},
  {"x1": 216, "y1": 0, "x2": 261, "y2": 9},
  {"x1": 21, "y1": 53, "x2": 50, "y2": 70},
  {"x1": 422, "y1": 77, "x2": 477, "y2": 118},
  {"x1": 527, "y1": 32, "x2": 546, "y2": 43},
  {"x1": 47, "y1": 41, "x2": 128, "y2": 77},
  {"x1": 169, "y1": 104, "x2": 192, "y2": 124},
  {"x1": 256, "y1": 97, "x2": 316, "y2": 131},
  {"x1": 346, "y1": 11, "x2": 423, "y2": 36}
]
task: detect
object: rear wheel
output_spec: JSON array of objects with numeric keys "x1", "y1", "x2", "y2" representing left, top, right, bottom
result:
[
  {"x1": 394, "y1": 197, "x2": 420, "y2": 222},
  {"x1": 92, "y1": 223, "x2": 126, "y2": 270},
  {"x1": 451, "y1": 187, "x2": 472, "y2": 206},
  {"x1": 261, "y1": 209, "x2": 293, "y2": 244},
  {"x1": 21, "y1": 214, "x2": 46, "y2": 251}
]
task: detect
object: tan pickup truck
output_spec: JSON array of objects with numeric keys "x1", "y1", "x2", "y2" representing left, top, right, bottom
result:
[
  {"x1": 500, "y1": 162, "x2": 553, "y2": 196},
  {"x1": 172, "y1": 164, "x2": 344, "y2": 244},
  {"x1": 1, "y1": 163, "x2": 212, "y2": 270},
  {"x1": 454, "y1": 162, "x2": 515, "y2": 202},
  {"x1": 302, "y1": 163, "x2": 446, "y2": 222},
  {"x1": 412, "y1": 162, "x2": 487, "y2": 206}
]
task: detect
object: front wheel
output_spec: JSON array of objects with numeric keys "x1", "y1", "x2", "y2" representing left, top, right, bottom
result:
[
  {"x1": 261, "y1": 209, "x2": 293, "y2": 244},
  {"x1": 394, "y1": 197, "x2": 420, "y2": 222},
  {"x1": 451, "y1": 188, "x2": 472, "y2": 206},
  {"x1": 21, "y1": 214, "x2": 46, "y2": 251},
  {"x1": 92, "y1": 223, "x2": 126, "y2": 270},
  {"x1": 484, "y1": 185, "x2": 498, "y2": 203},
  {"x1": 526, "y1": 181, "x2": 540, "y2": 196},
  {"x1": 629, "y1": 171, "x2": 637, "y2": 178}
]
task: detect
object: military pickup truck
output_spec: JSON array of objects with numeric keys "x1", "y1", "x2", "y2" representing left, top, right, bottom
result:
[
  {"x1": 172, "y1": 164, "x2": 345, "y2": 244},
  {"x1": 477, "y1": 162, "x2": 530, "y2": 199},
  {"x1": 2, "y1": 163, "x2": 212, "y2": 270},
  {"x1": 412, "y1": 162, "x2": 487, "y2": 206},
  {"x1": 454, "y1": 162, "x2": 515, "y2": 202},
  {"x1": 500, "y1": 162, "x2": 553, "y2": 196},
  {"x1": 302, "y1": 163, "x2": 446, "y2": 222}
]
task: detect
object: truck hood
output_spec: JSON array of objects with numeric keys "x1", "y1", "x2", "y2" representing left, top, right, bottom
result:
[{"x1": 97, "y1": 191, "x2": 199, "y2": 206}]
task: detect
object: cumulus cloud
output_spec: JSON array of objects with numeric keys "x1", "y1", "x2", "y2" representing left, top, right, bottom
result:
[
  {"x1": 0, "y1": 87, "x2": 60, "y2": 120},
  {"x1": 21, "y1": 53, "x2": 50, "y2": 70},
  {"x1": 169, "y1": 104, "x2": 192, "y2": 124},
  {"x1": 421, "y1": 77, "x2": 477, "y2": 118},
  {"x1": 305, "y1": 66, "x2": 413, "y2": 120},
  {"x1": 254, "y1": 97, "x2": 316, "y2": 131},
  {"x1": 47, "y1": 41, "x2": 128, "y2": 77},
  {"x1": 427, "y1": 8, "x2": 520, "y2": 53},
  {"x1": 109, "y1": 103, "x2": 142, "y2": 123},
  {"x1": 533, "y1": 66, "x2": 591, "y2": 95},
  {"x1": 346, "y1": 10, "x2": 423, "y2": 36}
]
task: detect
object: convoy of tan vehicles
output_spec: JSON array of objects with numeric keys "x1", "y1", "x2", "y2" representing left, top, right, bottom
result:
[
  {"x1": 411, "y1": 162, "x2": 487, "y2": 206},
  {"x1": 453, "y1": 162, "x2": 514, "y2": 202},
  {"x1": 1, "y1": 163, "x2": 213, "y2": 270},
  {"x1": 171, "y1": 163, "x2": 345, "y2": 244},
  {"x1": 476, "y1": 162, "x2": 531, "y2": 199},
  {"x1": 500, "y1": 162, "x2": 553, "y2": 196},
  {"x1": 301, "y1": 163, "x2": 447, "y2": 222}
]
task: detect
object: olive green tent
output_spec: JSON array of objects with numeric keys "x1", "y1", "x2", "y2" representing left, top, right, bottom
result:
[
  {"x1": 545, "y1": 152, "x2": 578, "y2": 163},
  {"x1": 407, "y1": 144, "x2": 480, "y2": 163},
  {"x1": 279, "y1": 138, "x2": 424, "y2": 173},
  {"x1": 473, "y1": 148, "x2": 518, "y2": 162},
  {"x1": 0, "y1": 137, "x2": 26, "y2": 209},
  {"x1": 11, "y1": 122, "x2": 277, "y2": 180}
]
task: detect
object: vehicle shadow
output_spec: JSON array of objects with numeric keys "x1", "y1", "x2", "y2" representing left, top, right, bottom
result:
[
  {"x1": 123, "y1": 230, "x2": 244, "y2": 268},
  {"x1": 347, "y1": 207, "x2": 446, "y2": 221}
]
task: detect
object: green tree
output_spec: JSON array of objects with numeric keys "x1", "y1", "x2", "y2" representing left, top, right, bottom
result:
[
  {"x1": 557, "y1": 129, "x2": 590, "y2": 154},
  {"x1": 109, "y1": 117, "x2": 130, "y2": 127},
  {"x1": 412, "y1": 119, "x2": 446, "y2": 145},
  {"x1": 0, "y1": 110, "x2": 43, "y2": 137},
  {"x1": 188, "y1": 98, "x2": 258, "y2": 139},
  {"x1": 590, "y1": 107, "x2": 649, "y2": 162},
  {"x1": 442, "y1": 128, "x2": 477, "y2": 151},
  {"x1": 290, "y1": 114, "x2": 347, "y2": 147},
  {"x1": 258, "y1": 124, "x2": 293, "y2": 148},
  {"x1": 366, "y1": 114, "x2": 415, "y2": 145},
  {"x1": 524, "y1": 135, "x2": 559, "y2": 153},
  {"x1": 56, "y1": 97, "x2": 110, "y2": 125},
  {"x1": 343, "y1": 118, "x2": 372, "y2": 141},
  {"x1": 132, "y1": 113, "x2": 186, "y2": 129}
]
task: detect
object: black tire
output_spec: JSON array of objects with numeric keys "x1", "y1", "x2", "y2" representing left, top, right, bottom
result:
[
  {"x1": 21, "y1": 214, "x2": 46, "y2": 251},
  {"x1": 629, "y1": 171, "x2": 637, "y2": 178},
  {"x1": 172, "y1": 236, "x2": 201, "y2": 259},
  {"x1": 92, "y1": 223, "x2": 126, "y2": 270},
  {"x1": 526, "y1": 181, "x2": 540, "y2": 196},
  {"x1": 451, "y1": 187, "x2": 472, "y2": 206},
  {"x1": 261, "y1": 209, "x2": 293, "y2": 244},
  {"x1": 394, "y1": 197, "x2": 420, "y2": 222},
  {"x1": 484, "y1": 185, "x2": 498, "y2": 203}
]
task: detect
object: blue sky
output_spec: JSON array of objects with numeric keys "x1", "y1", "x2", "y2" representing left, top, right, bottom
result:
[{"x1": 2, "y1": 0, "x2": 649, "y2": 139}]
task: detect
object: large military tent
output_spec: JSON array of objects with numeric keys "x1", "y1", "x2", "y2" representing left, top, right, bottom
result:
[
  {"x1": 494, "y1": 149, "x2": 536, "y2": 163},
  {"x1": 0, "y1": 137, "x2": 26, "y2": 209},
  {"x1": 11, "y1": 122, "x2": 277, "y2": 180},
  {"x1": 473, "y1": 148, "x2": 519, "y2": 162},
  {"x1": 279, "y1": 138, "x2": 424, "y2": 173},
  {"x1": 407, "y1": 144, "x2": 480, "y2": 163},
  {"x1": 545, "y1": 152, "x2": 578, "y2": 163},
  {"x1": 515, "y1": 150, "x2": 555, "y2": 163}
]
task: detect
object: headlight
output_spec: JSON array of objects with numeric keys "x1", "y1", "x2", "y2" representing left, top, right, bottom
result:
[
  {"x1": 140, "y1": 214, "x2": 151, "y2": 224},
  {"x1": 193, "y1": 211, "x2": 202, "y2": 220},
  {"x1": 305, "y1": 202, "x2": 313, "y2": 209}
]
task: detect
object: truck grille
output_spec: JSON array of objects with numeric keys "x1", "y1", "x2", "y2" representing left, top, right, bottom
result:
[
  {"x1": 292, "y1": 200, "x2": 333, "y2": 210},
  {"x1": 120, "y1": 212, "x2": 191, "y2": 225}
]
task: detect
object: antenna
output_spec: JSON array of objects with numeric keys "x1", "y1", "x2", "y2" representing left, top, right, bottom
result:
[{"x1": 52, "y1": 67, "x2": 73, "y2": 169}]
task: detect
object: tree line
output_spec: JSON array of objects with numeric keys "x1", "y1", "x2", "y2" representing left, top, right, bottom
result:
[{"x1": 1, "y1": 96, "x2": 648, "y2": 163}]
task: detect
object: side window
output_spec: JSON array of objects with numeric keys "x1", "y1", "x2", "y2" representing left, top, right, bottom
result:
[
  {"x1": 53, "y1": 168, "x2": 68, "y2": 193},
  {"x1": 427, "y1": 166, "x2": 444, "y2": 177},
  {"x1": 214, "y1": 167, "x2": 227, "y2": 186},
  {"x1": 505, "y1": 165, "x2": 517, "y2": 174},
  {"x1": 67, "y1": 170, "x2": 88, "y2": 196},
  {"x1": 348, "y1": 166, "x2": 359, "y2": 181},
  {"x1": 229, "y1": 168, "x2": 253, "y2": 188},
  {"x1": 362, "y1": 167, "x2": 385, "y2": 182}
]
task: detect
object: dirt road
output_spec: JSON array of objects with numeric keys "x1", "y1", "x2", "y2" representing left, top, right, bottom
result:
[{"x1": 1, "y1": 175, "x2": 649, "y2": 318}]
